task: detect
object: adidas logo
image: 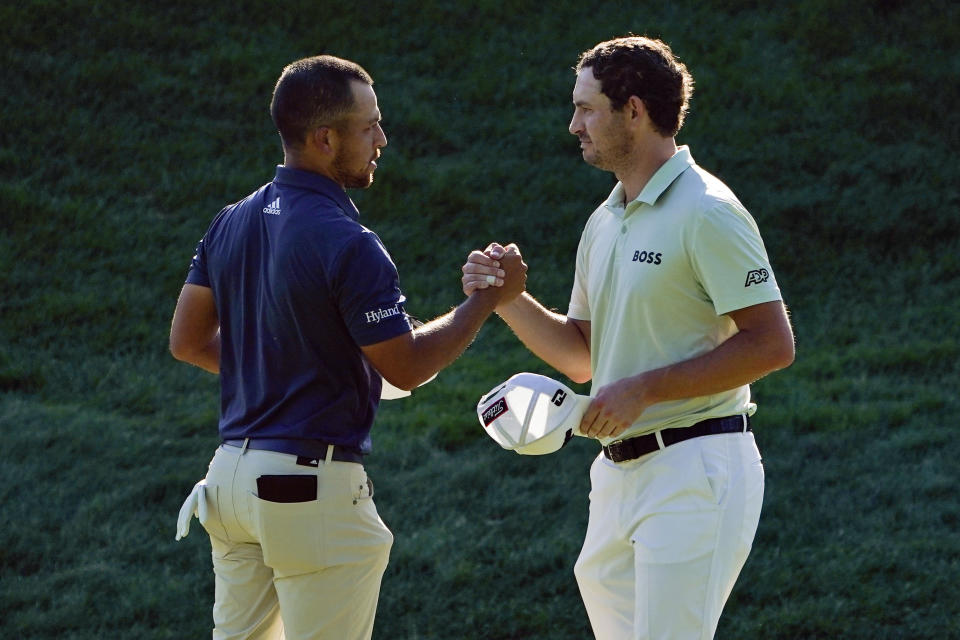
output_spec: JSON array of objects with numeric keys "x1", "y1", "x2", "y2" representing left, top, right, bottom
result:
[{"x1": 262, "y1": 197, "x2": 281, "y2": 215}]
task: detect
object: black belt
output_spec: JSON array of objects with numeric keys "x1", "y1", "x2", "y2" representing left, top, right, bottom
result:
[
  {"x1": 222, "y1": 438, "x2": 364, "y2": 464},
  {"x1": 602, "y1": 415, "x2": 750, "y2": 463}
]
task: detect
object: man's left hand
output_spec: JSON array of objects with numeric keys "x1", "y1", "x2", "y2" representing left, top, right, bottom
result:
[{"x1": 578, "y1": 375, "x2": 650, "y2": 439}]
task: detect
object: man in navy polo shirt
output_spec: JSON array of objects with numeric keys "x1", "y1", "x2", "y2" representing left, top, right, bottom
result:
[{"x1": 169, "y1": 55, "x2": 525, "y2": 640}]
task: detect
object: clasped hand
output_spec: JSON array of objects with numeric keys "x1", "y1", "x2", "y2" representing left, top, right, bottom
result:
[{"x1": 461, "y1": 242, "x2": 527, "y2": 306}]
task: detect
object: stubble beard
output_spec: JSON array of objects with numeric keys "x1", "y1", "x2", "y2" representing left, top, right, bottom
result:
[
  {"x1": 586, "y1": 127, "x2": 635, "y2": 173},
  {"x1": 334, "y1": 152, "x2": 375, "y2": 189}
]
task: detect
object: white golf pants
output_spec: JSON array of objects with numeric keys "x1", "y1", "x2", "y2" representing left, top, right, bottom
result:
[
  {"x1": 198, "y1": 444, "x2": 393, "y2": 640},
  {"x1": 574, "y1": 432, "x2": 764, "y2": 640}
]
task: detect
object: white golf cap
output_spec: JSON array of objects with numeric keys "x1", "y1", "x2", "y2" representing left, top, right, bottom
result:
[
  {"x1": 379, "y1": 315, "x2": 437, "y2": 400},
  {"x1": 477, "y1": 372, "x2": 590, "y2": 455},
  {"x1": 380, "y1": 377, "x2": 412, "y2": 400},
  {"x1": 380, "y1": 371, "x2": 438, "y2": 400}
]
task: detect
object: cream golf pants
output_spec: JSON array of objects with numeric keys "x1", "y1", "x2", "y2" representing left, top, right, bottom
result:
[
  {"x1": 198, "y1": 444, "x2": 393, "y2": 640},
  {"x1": 574, "y1": 432, "x2": 764, "y2": 640}
]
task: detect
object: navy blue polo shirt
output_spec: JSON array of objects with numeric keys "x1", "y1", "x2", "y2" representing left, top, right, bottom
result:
[{"x1": 185, "y1": 166, "x2": 412, "y2": 453}]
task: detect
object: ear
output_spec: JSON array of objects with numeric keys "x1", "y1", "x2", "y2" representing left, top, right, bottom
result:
[
  {"x1": 310, "y1": 126, "x2": 337, "y2": 156},
  {"x1": 626, "y1": 95, "x2": 646, "y2": 122}
]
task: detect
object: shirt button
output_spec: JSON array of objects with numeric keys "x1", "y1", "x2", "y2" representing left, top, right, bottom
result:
[{"x1": 620, "y1": 226, "x2": 627, "y2": 234}]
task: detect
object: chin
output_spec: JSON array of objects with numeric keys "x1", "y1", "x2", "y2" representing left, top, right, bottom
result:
[{"x1": 344, "y1": 174, "x2": 375, "y2": 189}]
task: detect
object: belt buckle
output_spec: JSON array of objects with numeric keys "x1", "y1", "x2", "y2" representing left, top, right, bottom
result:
[{"x1": 605, "y1": 439, "x2": 626, "y2": 462}]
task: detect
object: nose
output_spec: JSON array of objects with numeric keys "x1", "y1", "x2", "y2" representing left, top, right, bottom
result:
[
  {"x1": 375, "y1": 123, "x2": 387, "y2": 148},
  {"x1": 569, "y1": 111, "x2": 581, "y2": 136}
]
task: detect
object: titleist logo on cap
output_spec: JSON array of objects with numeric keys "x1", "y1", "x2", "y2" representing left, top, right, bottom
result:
[{"x1": 481, "y1": 398, "x2": 508, "y2": 427}]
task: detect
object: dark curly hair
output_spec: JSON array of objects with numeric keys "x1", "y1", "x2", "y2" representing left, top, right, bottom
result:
[
  {"x1": 270, "y1": 55, "x2": 373, "y2": 150},
  {"x1": 576, "y1": 37, "x2": 694, "y2": 137}
]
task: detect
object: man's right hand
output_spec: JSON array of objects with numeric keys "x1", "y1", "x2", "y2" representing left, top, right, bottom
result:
[{"x1": 462, "y1": 242, "x2": 527, "y2": 306}]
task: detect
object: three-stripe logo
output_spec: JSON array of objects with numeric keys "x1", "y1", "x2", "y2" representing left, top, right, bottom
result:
[{"x1": 262, "y1": 197, "x2": 281, "y2": 215}]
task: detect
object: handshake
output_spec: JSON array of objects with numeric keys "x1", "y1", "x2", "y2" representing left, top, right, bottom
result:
[{"x1": 460, "y1": 242, "x2": 527, "y2": 308}]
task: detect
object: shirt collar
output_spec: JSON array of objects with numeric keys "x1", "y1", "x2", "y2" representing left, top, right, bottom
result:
[
  {"x1": 273, "y1": 165, "x2": 361, "y2": 221},
  {"x1": 604, "y1": 146, "x2": 695, "y2": 216}
]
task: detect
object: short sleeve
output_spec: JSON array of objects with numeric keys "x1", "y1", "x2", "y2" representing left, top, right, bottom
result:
[
  {"x1": 332, "y1": 230, "x2": 412, "y2": 346},
  {"x1": 185, "y1": 236, "x2": 211, "y2": 288},
  {"x1": 690, "y1": 201, "x2": 782, "y2": 315},
  {"x1": 567, "y1": 228, "x2": 591, "y2": 321}
]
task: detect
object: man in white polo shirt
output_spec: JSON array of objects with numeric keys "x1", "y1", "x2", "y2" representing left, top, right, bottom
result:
[{"x1": 463, "y1": 36, "x2": 794, "y2": 638}]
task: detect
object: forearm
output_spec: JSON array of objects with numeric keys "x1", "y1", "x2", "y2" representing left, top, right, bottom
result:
[
  {"x1": 637, "y1": 329, "x2": 791, "y2": 407},
  {"x1": 496, "y1": 293, "x2": 591, "y2": 383},
  {"x1": 643, "y1": 302, "x2": 794, "y2": 405},
  {"x1": 172, "y1": 332, "x2": 221, "y2": 374},
  {"x1": 169, "y1": 284, "x2": 221, "y2": 374},
  {"x1": 194, "y1": 335, "x2": 221, "y2": 374},
  {"x1": 398, "y1": 290, "x2": 500, "y2": 388}
]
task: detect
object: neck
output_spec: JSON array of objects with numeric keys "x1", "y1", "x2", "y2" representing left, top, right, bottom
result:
[
  {"x1": 616, "y1": 137, "x2": 677, "y2": 203},
  {"x1": 282, "y1": 149, "x2": 340, "y2": 186}
]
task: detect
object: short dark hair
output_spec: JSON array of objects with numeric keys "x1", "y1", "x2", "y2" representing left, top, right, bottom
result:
[
  {"x1": 270, "y1": 55, "x2": 373, "y2": 150},
  {"x1": 576, "y1": 37, "x2": 694, "y2": 137}
]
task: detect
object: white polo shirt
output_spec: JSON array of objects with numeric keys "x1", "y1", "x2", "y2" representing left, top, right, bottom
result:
[{"x1": 567, "y1": 146, "x2": 782, "y2": 442}]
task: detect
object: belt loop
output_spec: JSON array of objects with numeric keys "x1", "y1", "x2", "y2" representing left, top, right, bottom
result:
[
  {"x1": 741, "y1": 414, "x2": 748, "y2": 432},
  {"x1": 654, "y1": 430, "x2": 666, "y2": 450},
  {"x1": 324, "y1": 444, "x2": 335, "y2": 465},
  {"x1": 241, "y1": 438, "x2": 250, "y2": 455}
]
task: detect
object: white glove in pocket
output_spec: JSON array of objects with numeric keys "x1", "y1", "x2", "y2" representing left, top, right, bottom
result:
[{"x1": 175, "y1": 480, "x2": 208, "y2": 541}]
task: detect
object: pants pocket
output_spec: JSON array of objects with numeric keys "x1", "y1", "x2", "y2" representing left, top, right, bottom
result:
[
  {"x1": 629, "y1": 443, "x2": 722, "y2": 565},
  {"x1": 253, "y1": 497, "x2": 326, "y2": 573},
  {"x1": 252, "y1": 467, "x2": 393, "y2": 576},
  {"x1": 198, "y1": 482, "x2": 235, "y2": 543}
]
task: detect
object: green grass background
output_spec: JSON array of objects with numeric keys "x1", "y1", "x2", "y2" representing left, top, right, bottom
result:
[{"x1": 2, "y1": 0, "x2": 958, "y2": 638}]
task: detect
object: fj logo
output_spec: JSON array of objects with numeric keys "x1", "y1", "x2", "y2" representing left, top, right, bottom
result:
[
  {"x1": 551, "y1": 389, "x2": 567, "y2": 407},
  {"x1": 744, "y1": 269, "x2": 769, "y2": 287}
]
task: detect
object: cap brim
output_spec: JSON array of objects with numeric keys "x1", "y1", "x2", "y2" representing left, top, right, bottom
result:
[
  {"x1": 380, "y1": 378, "x2": 411, "y2": 400},
  {"x1": 380, "y1": 371, "x2": 439, "y2": 401}
]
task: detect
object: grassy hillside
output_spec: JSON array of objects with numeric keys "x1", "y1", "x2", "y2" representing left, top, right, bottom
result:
[{"x1": 2, "y1": 0, "x2": 958, "y2": 638}]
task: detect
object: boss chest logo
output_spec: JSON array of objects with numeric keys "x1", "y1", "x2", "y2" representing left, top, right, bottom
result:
[
  {"x1": 745, "y1": 269, "x2": 770, "y2": 287},
  {"x1": 632, "y1": 249, "x2": 663, "y2": 265},
  {"x1": 481, "y1": 398, "x2": 508, "y2": 426}
]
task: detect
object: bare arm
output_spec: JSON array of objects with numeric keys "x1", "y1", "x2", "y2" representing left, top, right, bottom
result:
[
  {"x1": 169, "y1": 283, "x2": 221, "y2": 374},
  {"x1": 579, "y1": 300, "x2": 795, "y2": 439},
  {"x1": 362, "y1": 251, "x2": 527, "y2": 391},
  {"x1": 495, "y1": 293, "x2": 592, "y2": 384},
  {"x1": 462, "y1": 245, "x2": 591, "y2": 383}
]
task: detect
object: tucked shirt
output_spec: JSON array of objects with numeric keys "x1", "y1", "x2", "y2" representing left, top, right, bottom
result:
[
  {"x1": 186, "y1": 166, "x2": 412, "y2": 453},
  {"x1": 568, "y1": 146, "x2": 782, "y2": 442}
]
